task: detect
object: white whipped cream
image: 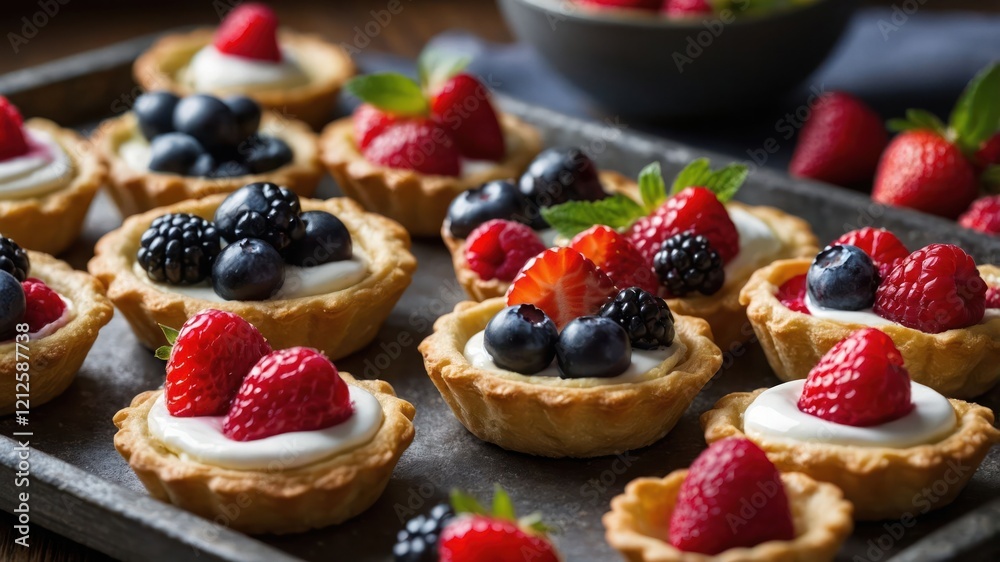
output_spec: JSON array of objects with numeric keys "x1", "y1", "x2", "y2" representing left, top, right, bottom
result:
[
  {"x1": 118, "y1": 137, "x2": 151, "y2": 172},
  {"x1": 724, "y1": 206, "x2": 784, "y2": 282},
  {"x1": 744, "y1": 379, "x2": 956, "y2": 449},
  {"x1": 804, "y1": 293, "x2": 896, "y2": 327},
  {"x1": 183, "y1": 45, "x2": 309, "y2": 92},
  {"x1": 147, "y1": 386, "x2": 382, "y2": 471},
  {"x1": 463, "y1": 329, "x2": 687, "y2": 387},
  {"x1": 0, "y1": 129, "x2": 73, "y2": 199}
]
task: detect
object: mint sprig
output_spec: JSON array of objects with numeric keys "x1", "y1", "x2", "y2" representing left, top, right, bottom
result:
[
  {"x1": 638, "y1": 162, "x2": 667, "y2": 212},
  {"x1": 540, "y1": 195, "x2": 643, "y2": 238},
  {"x1": 344, "y1": 73, "x2": 428, "y2": 116},
  {"x1": 949, "y1": 62, "x2": 1000, "y2": 155}
]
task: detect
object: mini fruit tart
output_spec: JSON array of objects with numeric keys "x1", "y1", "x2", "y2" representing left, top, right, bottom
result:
[
  {"x1": 702, "y1": 328, "x2": 1000, "y2": 521},
  {"x1": 321, "y1": 49, "x2": 542, "y2": 237},
  {"x1": 133, "y1": 3, "x2": 354, "y2": 129},
  {"x1": 419, "y1": 273, "x2": 722, "y2": 458},
  {"x1": 604, "y1": 437, "x2": 852, "y2": 562},
  {"x1": 0, "y1": 97, "x2": 106, "y2": 255},
  {"x1": 741, "y1": 227, "x2": 1000, "y2": 398},
  {"x1": 0, "y1": 237, "x2": 113, "y2": 414},
  {"x1": 114, "y1": 310, "x2": 414, "y2": 534},
  {"x1": 95, "y1": 90, "x2": 322, "y2": 216},
  {"x1": 442, "y1": 157, "x2": 819, "y2": 349},
  {"x1": 88, "y1": 182, "x2": 415, "y2": 359}
]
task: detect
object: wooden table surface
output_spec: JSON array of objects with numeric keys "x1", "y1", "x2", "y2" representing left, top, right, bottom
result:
[{"x1": 0, "y1": 0, "x2": 995, "y2": 560}]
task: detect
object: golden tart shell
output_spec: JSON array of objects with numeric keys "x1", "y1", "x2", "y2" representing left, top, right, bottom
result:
[
  {"x1": 87, "y1": 194, "x2": 416, "y2": 360},
  {"x1": 701, "y1": 388, "x2": 1000, "y2": 521},
  {"x1": 113, "y1": 374, "x2": 415, "y2": 534},
  {"x1": 603, "y1": 470, "x2": 852, "y2": 562},
  {"x1": 740, "y1": 259, "x2": 1000, "y2": 398},
  {"x1": 320, "y1": 113, "x2": 542, "y2": 238},
  {"x1": 0, "y1": 118, "x2": 106, "y2": 255},
  {"x1": 133, "y1": 28, "x2": 355, "y2": 130},
  {"x1": 418, "y1": 297, "x2": 722, "y2": 458},
  {"x1": 0, "y1": 251, "x2": 113, "y2": 414}
]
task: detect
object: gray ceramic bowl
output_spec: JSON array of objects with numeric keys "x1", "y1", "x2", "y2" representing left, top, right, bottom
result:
[{"x1": 498, "y1": 0, "x2": 857, "y2": 119}]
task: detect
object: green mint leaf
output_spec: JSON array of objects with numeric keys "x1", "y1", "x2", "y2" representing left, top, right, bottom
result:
[
  {"x1": 982, "y1": 165, "x2": 1000, "y2": 192},
  {"x1": 154, "y1": 346, "x2": 172, "y2": 361},
  {"x1": 491, "y1": 485, "x2": 517, "y2": 521},
  {"x1": 159, "y1": 324, "x2": 179, "y2": 345},
  {"x1": 671, "y1": 158, "x2": 712, "y2": 195},
  {"x1": 638, "y1": 162, "x2": 667, "y2": 212},
  {"x1": 949, "y1": 62, "x2": 1000, "y2": 154},
  {"x1": 540, "y1": 195, "x2": 644, "y2": 238},
  {"x1": 418, "y1": 49, "x2": 471, "y2": 92},
  {"x1": 703, "y1": 163, "x2": 749, "y2": 203},
  {"x1": 450, "y1": 489, "x2": 488, "y2": 516},
  {"x1": 344, "y1": 73, "x2": 428, "y2": 116}
]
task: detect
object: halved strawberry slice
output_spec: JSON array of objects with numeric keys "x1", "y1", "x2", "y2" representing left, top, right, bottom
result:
[
  {"x1": 214, "y1": 3, "x2": 282, "y2": 62},
  {"x1": 506, "y1": 247, "x2": 617, "y2": 329},
  {"x1": 569, "y1": 225, "x2": 657, "y2": 293}
]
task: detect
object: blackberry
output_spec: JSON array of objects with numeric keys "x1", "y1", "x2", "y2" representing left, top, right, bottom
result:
[
  {"x1": 213, "y1": 182, "x2": 305, "y2": 252},
  {"x1": 393, "y1": 503, "x2": 454, "y2": 562},
  {"x1": 653, "y1": 231, "x2": 725, "y2": 297},
  {"x1": 600, "y1": 287, "x2": 675, "y2": 349},
  {"x1": 0, "y1": 236, "x2": 30, "y2": 282},
  {"x1": 137, "y1": 213, "x2": 221, "y2": 285}
]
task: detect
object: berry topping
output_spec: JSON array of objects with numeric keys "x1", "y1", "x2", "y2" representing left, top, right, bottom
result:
[
  {"x1": 394, "y1": 503, "x2": 454, "y2": 562},
  {"x1": 20, "y1": 278, "x2": 65, "y2": 333},
  {"x1": 569, "y1": 225, "x2": 658, "y2": 294},
  {"x1": 662, "y1": 0, "x2": 713, "y2": 17},
  {"x1": 353, "y1": 103, "x2": 400, "y2": 151},
  {"x1": 213, "y1": 182, "x2": 305, "y2": 252},
  {"x1": 518, "y1": 148, "x2": 606, "y2": 228},
  {"x1": 958, "y1": 195, "x2": 1000, "y2": 235},
  {"x1": 212, "y1": 238, "x2": 285, "y2": 301},
  {"x1": 600, "y1": 287, "x2": 675, "y2": 349},
  {"x1": 0, "y1": 236, "x2": 30, "y2": 282},
  {"x1": 283, "y1": 211, "x2": 353, "y2": 267},
  {"x1": 223, "y1": 95, "x2": 262, "y2": 141},
  {"x1": 172, "y1": 94, "x2": 242, "y2": 151},
  {"x1": 628, "y1": 187, "x2": 739, "y2": 266},
  {"x1": 556, "y1": 316, "x2": 631, "y2": 379},
  {"x1": 506, "y1": 247, "x2": 617, "y2": 330},
  {"x1": 148, "y1": 132, "x2": 207, "y2": 176},
  {"x1": 653, "y1": 231, "x2": 725, "y2": 297},
  {"x1": 974, "y1": 133, "x2": 1000, "y2": 170},
  {"x1": 160, "y1": 309, "x2": 271, "y2": 417},
  {"x1": 0, "y1": 271, "x2": 26, "y2": 339},
  {"x1": 133, "y1": 91, "x2": 180, "y2": 141},
  {"x1": 137, "y1": 213, "x2": 222, "y2": 285},
  {"x1": 213, "y1": 2, "x2": 282, "y2": 62},
  {"x1": 798, "y1": 328, "x2": 915, "y2": 426},
  {"x1": 439, "y1": 487, "x2": 558, "y2": 562},
  {"x1": 874, "y1": 243, "x2": 986, "y2": 333},
  {"x1": 223, "y1": 347, "x2": 354, "y2": 441},
  {"x1": 830, "y1": 227, "x2": 909, "y2": 278},
  {"x1": 807, "y1": 245, "x2": 879, "y2": 311},
  {"x1": 576, "y1": 0, "x2": 660, "y2": 12},
  {"x1": 446, "y1": 180, "x2": 531, "y2": 239},
  {"x1": 776, "y1": 274, "x2": 810, "y2": 314},
  {"x1": 242, "y1": 134, "x2": 293, "y2": 174},
  {"x1": 987, "y1": 287, "x2": 1000, "y2": 309},
  {"x1": 484, "y1": 304, "x2": 558, "y2": 375},
  {"x1": 465, "y1": 220, "x2": 546, "y2": 282},
  {"x1": 0, "y1": 96, "x2": 29, "y2": 161},
  {"x1": 430, "y1": 74, "x2": 506, "y2": 161},
  {"x1": 362, "y1": 119, "x2": 461, "y2": 177}
]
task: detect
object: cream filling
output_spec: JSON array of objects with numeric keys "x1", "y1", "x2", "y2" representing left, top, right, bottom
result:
[
  {"x1": 118, "y1": 136, "x2": 152, "y2": 172},
  {"x1": 182, "y1": 45, "x2": 309, "y2": 92},
  {"x1": 724, "y1": 206, "x2": 783, "y2": 283},
  {"x1": 804, "y1": 293, "x2": 997, "y2": 327},
  {"x1": 0, "y1": 129, "x2": 73, "y2": 199}
]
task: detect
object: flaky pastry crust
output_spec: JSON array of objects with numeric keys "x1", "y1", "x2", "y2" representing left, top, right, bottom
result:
[
  {"x1": 87, "y1": 194, "x2": 415, "y2": 359},
  {"x1": 320, "y1": 113, "x2": 542, "y2": 237},
  {"x1": 0, "y1": 252, "x2": 113, "y2": 414},
  {"x1": 112, "y1": 374, "x2": 415, "y2": 534},
  {"x1": 418, "y1": 298, "x2": 722, "y2": 458},
  {"x1": 603, "y1": 470, "x2": 852, "y2": 562},
  {"x1": 133, "y1": 28, "x2": 355, "y2": 129},
  {"x1": 740, "y1": 260, "x2": 1000, "y2": 398},
  {"x1": 0, "y1": 119, "x2": 106, "y2": 255},
  {"x1": 701, "y1": 389, "x2": 1000, "y2": 521}
]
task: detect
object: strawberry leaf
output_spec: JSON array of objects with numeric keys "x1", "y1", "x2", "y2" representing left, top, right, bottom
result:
[
  {"x1": 887, "y1": 109, "x2": 947, "y2": 135},
  {"x1": 491, "y1": 485, "x2": 517, "y2": 521},
  {"x1": 670, "y1": 158, "x2": 712, "y2": 195},
  {"x1": 159, "y1": 324, "x2": 179, "y2": 345},
  {"x1": 949, "y1": 63, "x2": 1000, "y2": 155},
  {"x1": 982, "y1": 165, "x2": 1000, "y2": 192},
  {"x1": 154, "y1": 346, "x2": 172, "y2": 361},
  {"x1": 638, "y1": 162, "x2": 667, "y2": 212},
  {"x1": 345, "y1": 73, "x2": 428, "y2": 116},
  {"x1": 418, "y1": 49, "x2": 471, "y2": 93},
  {"x1": 450, "y1": 489, "x2": 488, "y2": 516},
  {"x1": 540, "y1": 195, "x2": 644, "y2": 238},
  {"x1": 518, "y1": 512, "x2": 555, "y2": 535}
]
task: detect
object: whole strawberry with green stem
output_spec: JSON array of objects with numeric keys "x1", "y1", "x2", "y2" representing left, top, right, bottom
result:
[{"x1": 438, "y1": 486, "x2": 559, "y2": 562}]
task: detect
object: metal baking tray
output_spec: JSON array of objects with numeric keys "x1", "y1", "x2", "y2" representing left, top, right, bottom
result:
[{"x1": 1, "y1": 34, "x2": 998, "y2": 562}]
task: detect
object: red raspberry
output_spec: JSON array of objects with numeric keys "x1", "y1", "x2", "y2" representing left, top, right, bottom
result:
[
  {"x1": 164, "y1": 309, "x2": 271, "y2": 417},
  {"x1": 464, "y1": 219, "x2": 545, "y2": 282},
  {"x1": 213, "y1": 3, "x2": 282, "y2": 62},
  {"x1": 662, "y1": 0, "x2": 713, "y2": 17},
  {"x1": 223, "y1": 347, "x2": 353, "y2": 441},
  {"x1": 430, "y1": 74, "x2": 506, "y2": 161},
  {"x1": 507, "y1": 247, "x2": 617, "y2": 329},
  {"x1": 830, "y1": 227, "x2": 909, "y2": 278},
  {"x1": 669, "y1": 438, "x2": 794, "y2": 555},
  {"x1": 986, "y1": 287, "x2": 1000, "y2": 309},
  {"x1": 569, "y1": 225, "x2": 658, "y2": 293},
  {"x1": 873, "y1": 244, "x2": 986, "y2": 333},
  {"x1": 21, "y1": 278, "x2": 66, "y2": 333},
  {"x1": 627, "y1": 187, "x2": 739, "y2": 266},
  {"x1": 798, "y1": 328, "x2": 914, "y2": 426},
  {"x1": 353, "y1": 104, "x2": 399, "y2": 150},
  {"x1": 362, "y1": 119, "x2": 461, "y2": 176},
  {"x1": 439, "y1": 515, "x2": 559, "y2": 562},
  {"x1": 0, "y1": 96, "x2": 29, "y2": 161},
  {"x1": 958, "y1": 196, "x2": 1000, "y2": 235},
  {"x1": 776, "y1": 274, "x2": 809, "y2": 314}
]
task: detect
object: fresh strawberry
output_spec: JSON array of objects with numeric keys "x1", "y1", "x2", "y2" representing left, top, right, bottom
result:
[
  {"x1": 798, "y1": 328, "x2": 914, "y2": 426},
  {"x1": 465, "y1": 219, "x2": 546, "y2": 282},
  {"x1": 0, "y1": 96, "x2": 29, "y2": 161},
  {"x1": 507, "y1": 247, "x2": 617, "y2": 329},
  {"x1": 958, "y1": 195, "x2": 1000, "y2": 235},
  {"x1": 570, "y1": 225, "x2": 658, "y2": 293},
  {"x1": 223, "y1": 347, "x2": 353, "y2": 441},
  {"x1": 438, "y1": 487, "x2": 558, "y2": 562},
  {"x1": 789, "y1": 92, "x2": 887, "y2": 186},
  {"x1": 669, "y1": 438, "x2": 794, "y2": 555},
  {"x1": 352, "y1": 104, "x2": 399, "y2": 150},
  {"x1": 874, "y1": 244, "x2": 986, "y2": 333},
  {"x1": 576, "y1": 0, "x2": 660, "y2": 11},
  {"x1": 776, "y1": 274, "x2": 809, "y2": 314},
  {"x1": 662, "y1": 0, "x2": 713, "y2": 17},
  {"x1": 872, "y1": 130, "x2": 979, "y2": 219},
  {"x1": 162, "y1": 309, "x2": 271, "y2": 417},
  {"x1": 430, "y1": 74, "x2": 506, "y2": 161},
  {"x1": 627, "y1": 187, "x2": 739, "y2": 266},
  {"x1": 974, "y1": 133, "x2": 1000, "y2": 170},
  {"x1": 986, "y1": 286, "x2": 1000, "y2": 309},
  {"x1": 20, "y1": 278, "x2": 65, "y2": 333},
  {"x1": 362, "y1": 119, "x2": 461, "y2": 176},
  {"x1": 213, "y1": 3, "x2": 282, "y2": 62},
  {"x1": 830, "y1": 227, "x2": 909, "y2": 278}
]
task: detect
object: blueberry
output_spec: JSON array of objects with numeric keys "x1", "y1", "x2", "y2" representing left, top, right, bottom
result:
[
  {"x1": 241, "y1": 135, "x2": 293, "y2": 174},
  {"x1": 148, "y1": 133, "x2": 206, "y2": 175},
  {"x1": 518, "y1": 147, "x2": 607, "y2": 228},
  {"x1": 446, "y1": 180, "x2": 531, "y2": 238},
  {"x1": 187, "y1": 153, "x2": 216, "y2": 177},
  {"x1": 283, "y1": 211, "x2": 353, "y2": 267},
  {"x1": 172, "y1": 94, "x2": 241, "y2": 150},
  {"x1": 484, "y1": 304, "x2": 558, "y2": 374},
  {"x1": 0, "y1": 271, "x2": 25, "y2": 339},
  {"x1": 212, "y1": 238, "x2": 285, "y2": 301},
  {"x1": 807, "y1": 244, "x2": 879, "y2": 311},
  {"x1": 211, "y1": 160, "x2": 252, "y2": 178},
  {"x1": 223, "y1": 95, "x2": 261, "y2": 141},
  {"x1": 555, "y1": 316, "x2": 631, "y2": 379},
  {"x1": 133, "y1": 91, "x2": 179, "y2": 141}
]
